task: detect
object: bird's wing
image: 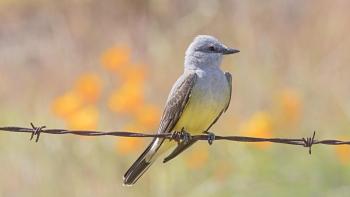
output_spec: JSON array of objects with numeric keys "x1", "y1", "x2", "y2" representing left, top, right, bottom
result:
[
  {"x1": 223, "y1": 72, "x2": 232, "y2": 112},
  {"x1": 140, "y1": 72, "x2": 198, "y2": 159},
  {"x1": 158, "y1": 72, "x2": 198, "y2": 134},
  {"x1": 145, "y1": 72, "x2": 198, "y2": 159},
  {"x1": 163, "y1": 139, "x2": 197, "y2": 163},
  {"x1": 123, "y1": 72, "x2": 197, "y2": 185},
  {"x1": 163, "y1": 72, "x2": 232, "y2": 163}
]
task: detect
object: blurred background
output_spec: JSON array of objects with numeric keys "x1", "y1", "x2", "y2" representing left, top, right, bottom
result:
[{"x1": 1, "y1": 0, "x2": 350, "y2": 196}]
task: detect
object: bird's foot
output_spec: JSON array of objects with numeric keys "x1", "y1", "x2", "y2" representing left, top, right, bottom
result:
[
  {"x1": 204, "y1": 131, "x2": 215, "y2": 145},
  {"x1": 181, "y1": 129, "x2": 192, "y2": 144},
  {"x1": 171, "y1": 128, "x2": 192, "y2": 144}
]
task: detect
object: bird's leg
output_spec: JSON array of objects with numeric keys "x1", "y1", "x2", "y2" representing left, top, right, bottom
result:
[
  {"x1": 204, "y1": 131, "x2": 215, "y2": 145},
  {"x1": 180, "y1": 127, "x2": 192, "y2": 144},
  {"x1": 177, "y1": 127, "x2": 192, "y2": 143},
  {"x1": 170, "y1": 131, "x2": 182, "y2": 144},
  {"x1": 171, "y1": 128, "x2": 192, "y2": 144}
]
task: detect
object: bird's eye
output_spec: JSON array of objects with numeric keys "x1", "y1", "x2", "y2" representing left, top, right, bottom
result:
[{"x1": 208, "y1": 46, "x2": 215, "y2": 51}]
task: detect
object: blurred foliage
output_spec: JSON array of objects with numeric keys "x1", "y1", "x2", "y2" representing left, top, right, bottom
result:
[{"x1": 1, "y1": 0, "x2": 350, "y2": 196}]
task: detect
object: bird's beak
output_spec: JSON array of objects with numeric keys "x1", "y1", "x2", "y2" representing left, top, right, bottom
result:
[{"x1": 223, "y1": 47, "x2": 240, "y2": 55}]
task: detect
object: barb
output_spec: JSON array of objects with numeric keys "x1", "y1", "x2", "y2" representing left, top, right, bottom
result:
[
  {"x1": 300, "y1": 131, "x2": 316, "y2": 154},
  {"x1": 30, "y1": 123, "x2": 45, "y2": 143},
  {"x1": 1, "y1": 123, "x2": 350, "y2": 154}
]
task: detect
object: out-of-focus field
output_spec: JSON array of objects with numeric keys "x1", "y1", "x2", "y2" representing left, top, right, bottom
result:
[{"x1": 1, "y1": 0, "x2": 350, "y2": 196}]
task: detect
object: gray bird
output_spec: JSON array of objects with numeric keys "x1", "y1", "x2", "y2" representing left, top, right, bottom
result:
[{"x1": 123, "y1": 35, "x2": 239, "y2": 186}]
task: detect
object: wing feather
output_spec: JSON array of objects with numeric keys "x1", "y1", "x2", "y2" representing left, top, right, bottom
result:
[
  {"x1": 158, "y1": 72, "x2": 198, "y2": 135},
  {"x1": 123, "y1": 72, "x2": 197, "y2": 185},
  {"x1": 163, "y1": 71, "x2": 233, "y2": 163},
  {"x1": 223, "y1": 72, "x2": 232, "y2": 112},
  {"x1": 147, "y1": 72, "x2": 198, "y2": 158}
]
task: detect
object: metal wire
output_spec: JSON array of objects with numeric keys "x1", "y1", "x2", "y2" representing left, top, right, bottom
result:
[{"x1": 1, "y1": 123, "x2": 350, "y2": 155}]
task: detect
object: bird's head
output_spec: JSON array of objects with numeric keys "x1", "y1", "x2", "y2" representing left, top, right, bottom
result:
[{"x1": 184, "y1": 35, "x2": 239, "y2": 69}]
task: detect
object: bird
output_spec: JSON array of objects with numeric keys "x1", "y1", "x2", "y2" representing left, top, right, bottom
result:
[{"x1": 123, "y1": 35, "x2": 239, "y2": 186}]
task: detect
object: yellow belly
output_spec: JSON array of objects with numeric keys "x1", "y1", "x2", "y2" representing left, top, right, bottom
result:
[
  {"x1": 173, "y1": 98, "x2": 224, "y2": 134},
  {"x1": 173, "y1": 75, "x2": 229, "y2": 134},
  {"x1": 154, "y1": 69, "x2": 230, "y2": 158},
  {"x1": 155, "y1": 80, "x2": 229, "y2": 157}
]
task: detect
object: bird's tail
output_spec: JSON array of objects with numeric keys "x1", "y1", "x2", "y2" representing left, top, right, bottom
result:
[{"x1": 123, "y1": 138, "x2": 164, "y2": 186}]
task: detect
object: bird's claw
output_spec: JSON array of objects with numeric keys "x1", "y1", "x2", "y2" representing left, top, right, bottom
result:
[
  {"x1": 205, "y1": 132, "x2": 215, "y2": 145},
  {"x1": 171, "y1": 128, "x2": 192, "y2": 144},
  {"x1": 181, "y1": 131, "x2": 192, "y2": 144}
]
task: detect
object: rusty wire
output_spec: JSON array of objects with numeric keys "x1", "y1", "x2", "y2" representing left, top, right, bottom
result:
[{"x1": 0, "y1": 123, "x2": 350, "y2": 155}]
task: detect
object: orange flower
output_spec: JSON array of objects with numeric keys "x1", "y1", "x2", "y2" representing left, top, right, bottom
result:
[
  {"x1": 135, "y1": 104, "x2": 161, "y2": 130},
  {"x1": 115, "y1": 123, "x2": 145, "y2": 155},
  {"x1": 185, "y1": 145, "x2": 209, "y2": 170},
  {"x1": 67, "y1": 105, "x2": 99, "y2": 130},
  {"x1": 52, "y1": 91, "x2": 83, "y2": 119},
  {"x1": 107, "y1": 81, "x2": 144, "y2": 114},
  {"x1": 101, "y1": 46, "x2": 130, "y2": 72},
  {"x1": 118, "y1": 63, "x2": 147, "y2": 84},
  {"x1": 278, "y1": 89, "x2": 302, "y2": 123},
  {"x1": 335, "y1": 137, "x2": 350, "y2": 165},
  {"x1": 240, "y1": 111, "x2": 273, "y2": 149},
  {"x1": 116, "y1": 138, "x2": 145, "y2": 155},
  {"x1": 75, "y1": 73, "x2": 102, "y2": 103}
]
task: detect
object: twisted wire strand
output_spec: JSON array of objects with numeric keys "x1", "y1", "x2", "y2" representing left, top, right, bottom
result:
[{"x1": 1, "y1": 123, "x2": 350, "y2": 154}]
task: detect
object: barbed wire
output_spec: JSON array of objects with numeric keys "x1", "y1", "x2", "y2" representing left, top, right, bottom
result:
[{"x1": 0, "y1": 123, "x2": 350, "y2": 155}]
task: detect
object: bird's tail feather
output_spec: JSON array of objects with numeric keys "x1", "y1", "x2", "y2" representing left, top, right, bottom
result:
[{"x1": 123, "y1": 138, "x2": 164, "y2": 186}]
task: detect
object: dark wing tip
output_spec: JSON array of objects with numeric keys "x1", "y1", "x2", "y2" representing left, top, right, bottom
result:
[{"x1": 123, "y1": 159, "x2": 152, "y2": 186}]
